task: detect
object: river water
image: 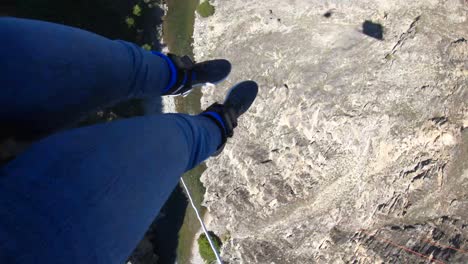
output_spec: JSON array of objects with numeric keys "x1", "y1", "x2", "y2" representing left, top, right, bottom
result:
[{"x1": 160, "y1": 1, "x2": 209, "y2": 263}]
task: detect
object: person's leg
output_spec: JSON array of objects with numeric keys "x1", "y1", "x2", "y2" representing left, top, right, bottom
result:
[
  {"x1": 0, "y1": 17, "x2": 172, "y2": 137},
  {"x1": 0, "y1": 113, "x2": 221, "y2": 263}
]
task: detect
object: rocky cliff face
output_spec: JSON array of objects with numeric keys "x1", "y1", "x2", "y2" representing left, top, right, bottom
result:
[{"x1": 194, "y1": 0, "x2": 468, "y2": 263}]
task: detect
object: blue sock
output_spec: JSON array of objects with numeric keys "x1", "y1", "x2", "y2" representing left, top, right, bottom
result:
[
  {"x1": 151, "y1": 51, "x2": 177, "y2": 94},
  {"x1": 201, "y1": 111, "x2": 226, "y2": 134}
]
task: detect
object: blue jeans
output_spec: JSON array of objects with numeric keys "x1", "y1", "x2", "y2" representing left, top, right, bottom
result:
[{"x1": 0, "y1": 18, "x2": 222, "y2": 263}]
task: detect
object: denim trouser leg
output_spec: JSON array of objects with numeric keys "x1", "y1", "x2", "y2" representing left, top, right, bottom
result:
[
  {"x1": 0, "y1": 114, "x2": 222, "y2": 263},
  {"x1": 0, "y1": 18, "x2": 224, "y2": 263},
  {"x1": 0, "y1": 17, "x2": 171, "y2": 136}
]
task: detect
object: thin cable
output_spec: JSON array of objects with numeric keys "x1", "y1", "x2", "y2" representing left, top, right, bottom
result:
[
  {"x1": 420, "y1": 236, "x2": 468, "y2": 254},
  {"x1": 180, "y1": 178, "x2": 223, "y2": 264},
  {"x1": 360, "y1": 229, "x2": 445, "y2": 264}
]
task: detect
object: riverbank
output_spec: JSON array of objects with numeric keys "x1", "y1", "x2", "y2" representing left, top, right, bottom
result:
[
  {"x1": 162, "y1": 0, "x2": 210, "y2": 263},
  {"x1": 189, "y1": 212, "x2": 213, "y2": 264}
]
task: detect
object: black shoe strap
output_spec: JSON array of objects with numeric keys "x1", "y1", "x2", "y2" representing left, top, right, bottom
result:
[{"x1": 164, "y1": 54, "x2": 195, "y2": 95}]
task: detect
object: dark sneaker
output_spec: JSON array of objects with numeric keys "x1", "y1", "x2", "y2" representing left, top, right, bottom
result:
[
  {"x1": 202, "y1": 80, "x2": 258, "y2": 155},
  {"x1": 162, "y1": 53, "x2": 231, "y2": 96},
  {"x1": 224, "y1": 80, "x2": 259, "y2": 117}
]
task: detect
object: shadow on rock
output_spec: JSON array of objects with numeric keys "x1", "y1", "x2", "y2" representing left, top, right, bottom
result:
[{"x1": 362, "y1": 20, "x2": 383, "y2": 40}]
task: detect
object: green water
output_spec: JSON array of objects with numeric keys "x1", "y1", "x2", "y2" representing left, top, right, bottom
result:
[
  {"x1": 163, "y1": 0, "x2": 203, "y2": 116},
  {"x1": 163, "y1": 1, "x2": 209, "y2": 263},
  {"x1": 163, "y1": 0, "x2": 198, "y2": 57}
]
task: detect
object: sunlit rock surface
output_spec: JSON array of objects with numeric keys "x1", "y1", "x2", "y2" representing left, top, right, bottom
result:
[{"x1": 194, "y1": 0, "x2": 468, "y2": 263}]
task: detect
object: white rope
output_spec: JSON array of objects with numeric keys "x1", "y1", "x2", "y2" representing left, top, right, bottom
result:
[{"x1": 180, "y1": 178, "x2": 223, "y2": 264}]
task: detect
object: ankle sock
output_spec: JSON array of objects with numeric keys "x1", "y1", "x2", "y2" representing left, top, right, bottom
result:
[
  {"x1": 151, "y1": 51, "x2": 177, "y2": 94},
  {"x1": 201, "y1": 111, "x2": 226, "y2": 134}
]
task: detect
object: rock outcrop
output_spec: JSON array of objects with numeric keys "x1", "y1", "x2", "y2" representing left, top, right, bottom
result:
[{"x1": 194, "y1": 0, "x2": 468, "y2": 263}]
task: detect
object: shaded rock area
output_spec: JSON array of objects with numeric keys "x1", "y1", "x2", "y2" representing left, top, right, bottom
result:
[
  {"x1": 194, "y1": 0, "x2": 467, "y2": 263},
  {"x1": 127, "y1": 234, "x2": 160, "y2": 264}
]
